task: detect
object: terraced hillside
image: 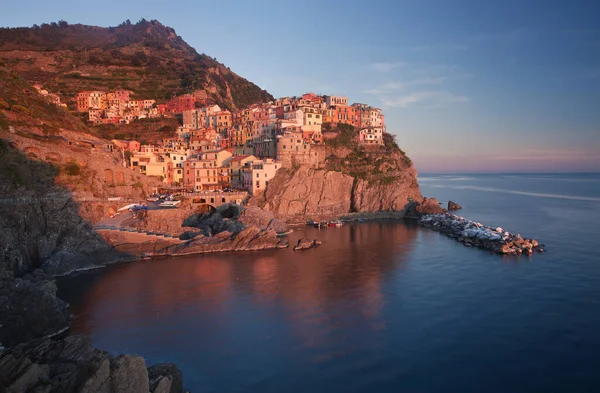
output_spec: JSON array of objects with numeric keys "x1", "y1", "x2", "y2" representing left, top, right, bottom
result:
[{"x1": 0, "y1": 19, "x2": 273, "y2": 110}]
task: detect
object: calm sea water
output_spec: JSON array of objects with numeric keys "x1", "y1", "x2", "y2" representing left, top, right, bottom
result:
[{"x1": 58, "y1": 173, "x2": 600, "y2": 393}]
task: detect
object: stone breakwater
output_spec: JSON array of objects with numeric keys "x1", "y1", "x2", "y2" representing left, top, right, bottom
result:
[{"x1": 419, "y1": 214, "x2": 545, "y2": 255}]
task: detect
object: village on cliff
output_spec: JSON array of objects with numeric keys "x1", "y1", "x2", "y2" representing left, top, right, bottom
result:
[{"x1": 70, "y1": 89, "x2": 387, "y2": 196}]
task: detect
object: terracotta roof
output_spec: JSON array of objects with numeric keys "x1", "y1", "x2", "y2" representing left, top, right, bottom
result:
[{"x1": 231, "y1": 155, "x2": 251, "y2": 162}]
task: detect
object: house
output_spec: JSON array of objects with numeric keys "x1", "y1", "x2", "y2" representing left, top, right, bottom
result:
[
  {"x1": 326, "y1": 95, "x2": 348, "y2": 107},
  {"x1": 112, "y1": 139, "x2": 141, "y2": 152},
  {"x1": 183, "y1": 150, "x2": 233, "y2": 191},
  {"x1": 359, "y1": 127, "x2": 384, "y2": 145},
  {"x1": 229, "y1": 155, "x2": 257, "y2": 187},
  {"x1": 241, "y1": 158, "x2": 281, "y2": 195}
]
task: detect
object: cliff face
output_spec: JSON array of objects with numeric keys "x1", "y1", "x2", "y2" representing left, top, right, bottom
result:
[
  {"x1": 0, "y1": 19, "x2": 273, "y2": 109},
  {"x1": 252, "y1": 147, "x2": 423, "y2": 219},
  {"x1": 253, "y1": 167, "x2": 355, "y2": 217},
  {"x1": 352, "y1": 169, "x2": 422, "y2": 212}
]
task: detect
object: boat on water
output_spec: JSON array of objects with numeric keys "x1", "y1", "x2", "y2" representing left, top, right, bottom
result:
[
  {"x1": 328, "y1": 220, "x2": 344, "y2": 227},
  {"x1": 159, "y1": 200, "x2": 181, "y2": 208}
]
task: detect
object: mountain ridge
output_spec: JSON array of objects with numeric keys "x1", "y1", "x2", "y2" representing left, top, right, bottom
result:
[{"x1": 0, "y1": 19, "x2": 273, "y2": 110}]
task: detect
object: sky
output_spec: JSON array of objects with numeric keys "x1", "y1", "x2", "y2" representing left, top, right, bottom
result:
[{"x1": 1, "y1": 0, "x2": 600, "y2": 173}]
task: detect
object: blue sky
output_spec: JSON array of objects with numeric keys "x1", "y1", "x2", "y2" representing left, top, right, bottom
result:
[{"x1": 2, "y1": 0, "x2": 599, "y2": 173}]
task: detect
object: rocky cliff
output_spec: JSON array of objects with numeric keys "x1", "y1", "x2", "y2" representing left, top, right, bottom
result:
[
  {"x1": 0, "y1": 65, "x2": 186, "y2": 390},
  {"x1": 0, "y1": 19, "x2": 273, "y2": 109},
  {"x1": 0, "y1": 335, "x2": 184, "y2": 393},
  {"x1": 252, "y1": 128, "x2": 423, "y2": 219}
]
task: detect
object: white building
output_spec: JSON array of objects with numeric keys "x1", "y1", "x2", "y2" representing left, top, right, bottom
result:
[
  {"x1": 359, "y1": 127, "x2": 384, "y2": 145},
  {"x1": 241, "y1": 159, "x2": 281, "y2": 194},
  {"x1": 326, "y1": 95, "x2": 348, "y2": 107}
]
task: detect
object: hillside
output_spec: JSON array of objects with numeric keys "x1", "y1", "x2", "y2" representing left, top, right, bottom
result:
[
  {"x1": 0, "y1": 62, "x2": 164, "y2": 275},
  {"x1": 0, "y1": 19, "x2": 273, "y2": 109}
]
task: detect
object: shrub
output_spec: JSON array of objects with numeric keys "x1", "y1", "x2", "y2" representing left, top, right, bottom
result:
[
  {"x1": 0, "y1": 100, "x2": 9, "y2": 110},
  {"x1": 64, "y1": 161, "x2": 81, "y2": 176},
  {"x1": 11, "y1": 105, "x2": 30, "y2": 115}
]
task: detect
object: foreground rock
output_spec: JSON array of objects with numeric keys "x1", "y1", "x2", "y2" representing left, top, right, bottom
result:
[
  {"x1": 0, "y1": 335, "x2": 184, "y2": 392},
  {"x1": 447, "y1": 201, "x2": 462, "y2": 211},
  {"x1": 0, "y1": 271, "x2": 70, "y2": 348},
  {"x1": 419, "y1": 214, "x2": 544, "y2": 255},
  {"x1": 293, "y1": 238, "x2": 321, "y2": 251}
]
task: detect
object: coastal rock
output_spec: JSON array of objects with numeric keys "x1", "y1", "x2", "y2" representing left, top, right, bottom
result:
[
  {"x1": 252, "y1": 166, "x2": 354, "y2": 218},
  {"x1": 110, "y1": 354, "x2": 149, "y2": 393},
  {"x1": 238, "y1": 205, "x2": 288, "y2": 233},
  {"x1": 148, "y1": 363, "x2": 183, "y2": 393},
  {"x1": 250, "y1": 146, "x2": 423, "y2": 219},
  {"x1": 0, "y1": 336, "x2": 185, "y2": 393},
  {"x1": 415, "y1": 198, "x2": 444, "y2": 215},
  {"x1": 352, "y1": 170, "x2": 422, "y2": 213},
  {"x1": 0, "y1": 271, "x2": 70, "y2": 348},
  {"x1": 276, "y1": 240, "x2": 290, "y2": 249},
  {"x1": 419, "y1": 213, "x2": 543, "y2": 255},
  {"x1": 293, "y1": 238, "x2": 320, "y2": 251},
  {"x1": 173, "y1": 226, "x2": 280, "y2": 255},
  {"x1": 448, "y1": 201, "x2": 462, "y2": 211}
]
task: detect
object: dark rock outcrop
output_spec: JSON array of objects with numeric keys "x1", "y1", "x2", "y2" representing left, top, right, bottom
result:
[
  {"x1": 0, "y1": 271, "x2": 70, "y2": 348},
  {"x1": 148, "y1": 363, "x2": 183, "y2": 393},
  {"x1": 448, "y1": 201, "x2": 462, "y2": 211},
  {"x1": 0, "y1": 335, "x2": 185, "y2": 392}
]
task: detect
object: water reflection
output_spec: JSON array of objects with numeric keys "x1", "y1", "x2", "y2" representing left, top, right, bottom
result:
[
  {"x1": 59, "y1": 222, "x2": 418, "y2": 391},
  {"x1": 65, "y1": 222, "x2": 417, "y2": 337}
]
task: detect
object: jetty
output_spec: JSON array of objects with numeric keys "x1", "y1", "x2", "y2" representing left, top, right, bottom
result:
[{"x1": 419, "y1": 214, "x2": 545, "y2": 255}]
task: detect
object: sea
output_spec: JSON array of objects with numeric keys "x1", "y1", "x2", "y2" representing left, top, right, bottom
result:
[{"x1": 58, "y1": 173, "x2": 600, "y2": 393}]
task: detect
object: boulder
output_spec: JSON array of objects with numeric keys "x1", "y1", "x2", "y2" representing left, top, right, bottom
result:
[
  {"x1": 148, "y1": 363, "x2": 183, "y2": 393},
  {"x1": 0, "y1": 271, "x2": 70, "y2": 348},
  {"x1": 238, "y1": 206, "x2": 288, "y2": 233},
  {"x1": 415, "y1": 198, "x2": 444, "y2": 215},
  {"x1": 276, "y1": 240, "x2": 290, "y2": 249},
  {"x1": 293, "y1": 238, "x2": 319, "y2": 251},
  {"x1": 447, "y1": 201, "x2": 462, "y2": 211},
  {"x1": 110, "y1": 354, "x2": 149, "y2": 393}
]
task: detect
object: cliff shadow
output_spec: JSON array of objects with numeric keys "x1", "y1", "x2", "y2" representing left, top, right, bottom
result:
[{"x1": 0, "y1": 138, "x2": 132, "y2": 277}]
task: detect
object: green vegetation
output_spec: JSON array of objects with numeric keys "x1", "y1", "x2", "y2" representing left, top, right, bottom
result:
[
  {"x1": 324, "y1": 123, "x2": 359, "y2": 149},
  {"x1": 11, "y1": 105, "x2": 30, "y2": 115},
  {"x1": 0, "y1": 139, "x2": 58, "y2": 187},
  {"x1": 323, "y1": 123, "x2": 414, "y2": 185}
]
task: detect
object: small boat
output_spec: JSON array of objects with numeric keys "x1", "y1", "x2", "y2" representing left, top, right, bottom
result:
[
  {"x1": 328, "y1": 220, "x2": 344, "y2": 227},
  {"x1": 159, "y1": 200, "x2": 181, "y2": 208}
]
